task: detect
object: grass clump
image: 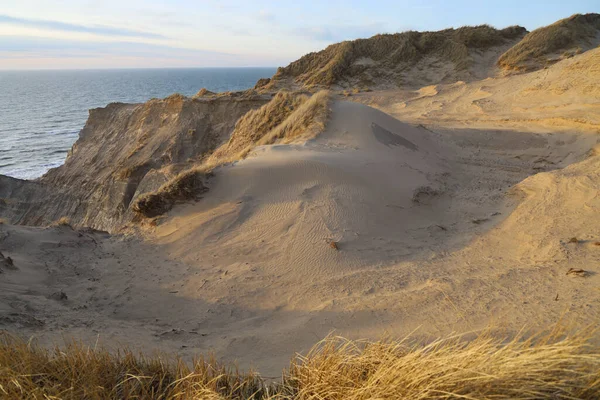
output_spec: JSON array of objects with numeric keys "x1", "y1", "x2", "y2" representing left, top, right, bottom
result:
[
  {"x1": 288, "y1": 330, "x2": 600, "y2": 399},
  {"x1": 2, "y1": 328, "x2": 600, "y2": 399},
  {"x1": 132, "y1": 168, "x2": 208, "y2": 218},
  {"x1": 209, "y1": 90, "x2": 330, "y2": 164},
  {"x1": 499, "y1": 13, "x2": 600, "y2": 71},
  {"x1": 254, "y1": 90, "x2": 330, "y2": 147},
  {"x1": 192, "y1": 88, "x2": 217, "y2": 98},
  {"x1": 0, "y1": 332, "x2": 267, "y2": 399},
  {"x1": 51, "y1": 216, "x2": 73, "y2": 228},
  {"x1": 209, "y1": 91, "x2": 309, "y2": 161}
]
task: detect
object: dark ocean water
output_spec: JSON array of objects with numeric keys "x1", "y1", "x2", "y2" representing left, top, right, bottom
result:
[{"x1": 0, "y1": 68, "x2": 276, "y2": 179}]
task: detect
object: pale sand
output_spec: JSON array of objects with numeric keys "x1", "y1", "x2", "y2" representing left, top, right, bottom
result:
[
  {"x1": 1, "y1": 49, "x2": 600, "y2": 376},
  {"x1": 356, "y1": 47, "x2": 600, "y2": 134}
]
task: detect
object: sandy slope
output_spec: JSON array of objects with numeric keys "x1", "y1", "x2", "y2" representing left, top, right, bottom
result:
[
  {"x1": 2, "y1": 50, "x2": 600, "y2": 376},
  {"x1": 356, "y1": 47, "x2": 600, "y2": 134}
]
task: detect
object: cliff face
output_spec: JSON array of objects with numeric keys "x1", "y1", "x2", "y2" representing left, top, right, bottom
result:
[
  {"x1": 0, "y1": 93, "x2": 270, "y2": 231},
  {"x1": 263, "y1": 25, "x2": 526, "y2": 90}
]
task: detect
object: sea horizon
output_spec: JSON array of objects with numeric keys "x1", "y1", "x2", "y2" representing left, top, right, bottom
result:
[{"x1": 0, "y1": 66, "x2": 279, "y2": 72}]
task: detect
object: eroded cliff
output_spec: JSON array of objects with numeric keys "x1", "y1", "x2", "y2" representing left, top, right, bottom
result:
[{"x1": 0, "y1": 92, "x2": 270, "y2": 231}]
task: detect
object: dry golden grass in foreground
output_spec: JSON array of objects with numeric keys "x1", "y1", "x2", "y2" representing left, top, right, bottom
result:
[
  {"x1": 0, "y1": 332, "x2": 268, "y2": 399},
  {"x1": 289, "y1": 329, "x2": 600, "y2": 400},
  {"x1": 2, "y1": 328, "x2": 600, "y2": 399}
]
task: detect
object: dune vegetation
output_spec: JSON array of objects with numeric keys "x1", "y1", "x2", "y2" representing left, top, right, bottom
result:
[
  {"x1": 498, "y1": 13, "x2": 600, "y2": 71},
  {"x1": 51, "y1": 216, "x2": 73, "y2": 227},
  {"x1": 2, "y1": 328, "x2": 599, "y2": 399},
  {"x1": 208, "y1": 89, "x2": 331, "y2": 162},
  {"x1": 269, "y1": 25, "x2": 526, "y2": 88},
  {"x1": 132, "y1": 167, "x2": 209, "y2": 218}
]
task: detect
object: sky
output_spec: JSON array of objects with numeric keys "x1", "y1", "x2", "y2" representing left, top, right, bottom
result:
[{"x1": 0, "y1": 0, "x2": 598, "y2": 70}]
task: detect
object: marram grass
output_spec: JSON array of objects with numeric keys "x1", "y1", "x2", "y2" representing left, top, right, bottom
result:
[{"x1": 1, "y1": 327, "x2": 599, "y2": 399}]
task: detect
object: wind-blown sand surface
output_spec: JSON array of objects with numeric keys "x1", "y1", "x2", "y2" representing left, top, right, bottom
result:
[
  {"x1": 2, "y1": 50, "x2": 600, "y2": 377},
  {"x1": 357, "y1": 47, "x2": 600, "y2": 134}
]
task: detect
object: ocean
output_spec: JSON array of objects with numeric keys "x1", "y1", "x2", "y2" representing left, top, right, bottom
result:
[{"x1": 0, "y1": 68, "x2": 276, "y2": 180}]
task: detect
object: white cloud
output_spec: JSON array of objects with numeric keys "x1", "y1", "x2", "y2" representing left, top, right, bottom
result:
[
  {"x1": 292, "y1": 22, "x2": 388, "y2": 42},
  {"x1": 256, "y1": 10, "x2": 277, "y2": 23}
]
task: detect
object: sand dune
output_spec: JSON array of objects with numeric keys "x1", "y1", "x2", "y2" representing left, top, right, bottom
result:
[
  {"x1": 153, "y1": 102, "x2": 448, "y2": 277},
  {"x1": 2, "y1": 21, "x2": 600, "y2": 384},
  {"x1": 2, "y1": 84, "x2": 599, "y2": 375},
  {"x1": 260, "y1": 13, "x2": 599, "y2": 92}
]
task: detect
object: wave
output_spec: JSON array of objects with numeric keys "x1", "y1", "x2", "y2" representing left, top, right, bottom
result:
[{"x1": 1, "y1": 161, "x2": 64, "y2": 180}]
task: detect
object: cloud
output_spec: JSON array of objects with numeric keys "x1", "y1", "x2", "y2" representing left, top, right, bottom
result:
[
  {"x1": 256, "y1": 10, "x2": 276, "y2": 23},
  {"x1": 0, "y1": 15, "x2": 166, "y2": 40},
  {"x1": 216, "y1": 24, "x2": 253, "y2": 36},
  {"x1": 0, "y1": 36, "x2": 285, "y2": 68},
  {"x1": 0, "y1": 36, "x2": 229, "y2": 58},
  {"x1": 293, "y1": 23, "x2": 389, "y2": 42}
]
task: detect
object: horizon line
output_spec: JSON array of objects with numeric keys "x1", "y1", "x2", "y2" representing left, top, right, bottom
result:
[{"x1": 0, "y1": 66, "x2": 280, "y2": 72}]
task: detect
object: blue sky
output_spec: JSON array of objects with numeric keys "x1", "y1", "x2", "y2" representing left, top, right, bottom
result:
[{"x1": 0, "y1": 0, "x2": 598, "y2": 70}]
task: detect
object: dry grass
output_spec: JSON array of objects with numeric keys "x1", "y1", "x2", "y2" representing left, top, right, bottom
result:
[
  {"x1": 116, "y1": 162, "x2": 150, "y2": 180},
  {"x1": 132, "y1": 168, "x2": 209, "y2": 218},
  {"x1": 51, "y1": 216, "x2": 73, "y2": 228},
  {"x1": 254, "y1": 78, "x2": 271, "y2": 89},
  {"x1": 0, "y1": 332, "x2": 267, "y2": 399},
  {"x1": 499, "y1": 13, "x2": 600, "y2": 71},
  {"x1": 255, "y1": 90, "x2": 330, "y2": 146},
  {"x1": 209, "y1": 90, "x2": 330, "y2": 164},
  {"x1": 1, "y1": 328, "x2": 600, "y2": 399},
  {"x1": 209, "y1": 91, "x2": 309, "y2": 162},
  {"x1": 287, "y1": 329, "x2": 600, "y2": 399},
  {"x1": 192, "y1": 88, "x2": 217, "y2": 98}
]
